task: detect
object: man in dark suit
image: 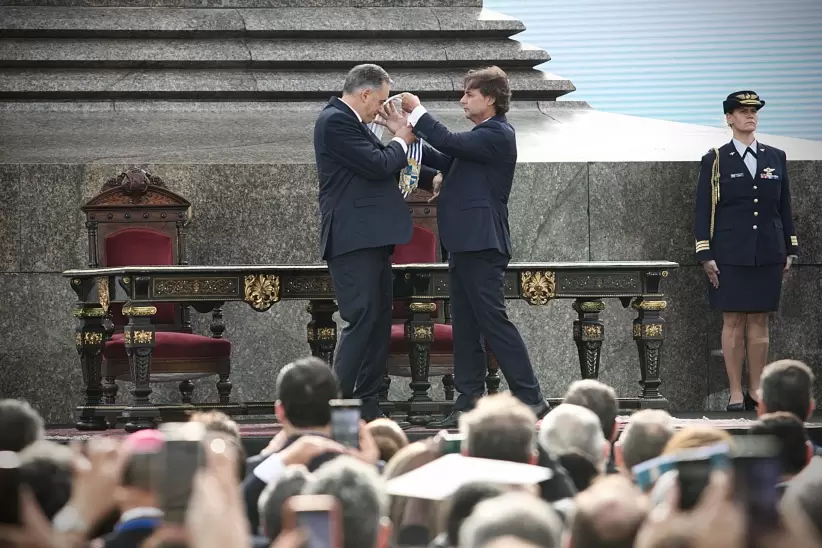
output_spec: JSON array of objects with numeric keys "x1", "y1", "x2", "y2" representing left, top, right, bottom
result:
[
  {"x1": 391, "y1": 66, "x2": 549, "y2": 427},
  {"x1": 314, "y1": 64, "x2": 419, "y2": 421}
]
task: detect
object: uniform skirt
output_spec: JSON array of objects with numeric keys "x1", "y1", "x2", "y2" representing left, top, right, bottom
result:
[{"x1": 708, "y1": 263, "x2": 784, "y2": 312}]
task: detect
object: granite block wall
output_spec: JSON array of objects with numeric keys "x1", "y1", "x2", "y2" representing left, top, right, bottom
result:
[{"x1": 1, "y1": 160, "x2": 820, "y2": 424}]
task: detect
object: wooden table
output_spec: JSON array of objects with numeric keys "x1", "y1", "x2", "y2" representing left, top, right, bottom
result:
[{"x1": 64, "y1": 261, "x2": 678, "y2": 431}]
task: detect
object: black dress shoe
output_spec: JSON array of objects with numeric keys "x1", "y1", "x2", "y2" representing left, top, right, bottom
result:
[
  {"x1": 426, "y1": 409, "x2": 464, "y2": 429},
  {"x1": 744, "y1": 391, "x2": 760, "y2": 412},
  {"x1": 529, "y1": 400, "x2": 551, "y2": 420},
  {"x1": 726, "y1": 397, "x2": 744, "y2": 412}
]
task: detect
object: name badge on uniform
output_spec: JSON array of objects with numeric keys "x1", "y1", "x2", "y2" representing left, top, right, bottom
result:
[
  {"x1": 730, "y1": 172, "x2": 744, "y2": 178},
  {"x1": 761, "y1": 167, "x2": 779, "y2": 180}
]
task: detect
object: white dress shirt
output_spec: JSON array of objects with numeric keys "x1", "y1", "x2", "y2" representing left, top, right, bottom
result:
[
  {"x1": 732, "y1": 138, "x2": 759, "y2": 178},
  {"x1": 339, "y1": 98, "x2": 408, "y2": 154}
]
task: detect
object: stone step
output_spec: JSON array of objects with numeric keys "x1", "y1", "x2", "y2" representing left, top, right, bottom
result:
[
  {"x1": 0, "y1": 68, "x2": 574, "y2": 100},
  {"x1": 0, "y1": 38, "x2": 548, "y2": 68},
  {"x1": 0, "y1": 7, "x2": 518, "y2": 37},
  {"x1": 1, "y1": 0, "x2": 481, "y2": 4}
]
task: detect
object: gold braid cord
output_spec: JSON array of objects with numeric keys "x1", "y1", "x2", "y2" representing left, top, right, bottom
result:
[{"x1": 710, "y1": 147, "x2": 720, "y2": 238}]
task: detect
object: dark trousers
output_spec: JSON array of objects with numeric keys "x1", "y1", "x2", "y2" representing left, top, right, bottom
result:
[
  {"x1": 449, "y1": 249, "x2": 543, "y2": 410},
  {"x1": 327, "y1": 246, "x2": 393, "y2": 420}
]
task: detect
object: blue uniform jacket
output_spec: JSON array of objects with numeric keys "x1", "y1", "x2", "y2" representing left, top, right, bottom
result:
[
  {"x1": 694, "y1": 141, "x2": 798, "y2": 266},
  {"x1": 413, "y1": 112, "x2": 517, "y2": 256}
]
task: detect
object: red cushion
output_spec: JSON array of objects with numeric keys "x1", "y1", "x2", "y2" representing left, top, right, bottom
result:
[
  {"x1": 394, "y1": 225, "x2": 437, "y2": 264},
  {"x1": 104, "y1": 228, "x2": 176, "y2": 325},
  {"x1": 389, "y1": 323, "x2": 453, "y2": 355},
  {"x1": 104, "y1": 332, "x2": 231, "y2": 361}
]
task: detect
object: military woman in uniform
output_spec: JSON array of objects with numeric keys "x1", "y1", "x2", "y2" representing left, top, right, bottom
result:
[{"x1": 693, "y1": 91, "x2": 798, "y2": 412}]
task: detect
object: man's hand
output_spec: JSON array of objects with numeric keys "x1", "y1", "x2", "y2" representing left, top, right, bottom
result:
[
  {"x1": 395, "y1": 125, "x2": 417, "y2": 145},
  {"x1": 279, "y1": 436, "x2": 345, "y2": 468},
  {"x1": 375, "y1": 100, "x2": 407, "y2": 134},
  {"x1": 401, "y1": 93, "x2": 421, "y2": 113},
  {"x1": 702, "y1": 260, "x2": 720, "y2": 289},
  {"x1": 428, "y1": 172, "x2": 443, "y2": 203}
]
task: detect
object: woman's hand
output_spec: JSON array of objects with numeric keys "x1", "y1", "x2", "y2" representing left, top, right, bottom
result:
[{"x1": 702, "y1": 260, "x2": 720, "y2": 288}]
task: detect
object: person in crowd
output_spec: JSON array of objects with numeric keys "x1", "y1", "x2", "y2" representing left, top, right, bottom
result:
[
  {"x1": 459, "y1": 492, "x2": 563, "y2": 548},
  {"x1": 430, "y1": 482, "x2": 508, "y2": 548},
  {"x1": 693, "y1": 91, "x2": 798, "y2": 412},
  {"x1": 301, "y1": 456, "x2": 391, "y2": 548},
  {"x1": 367, "y1": 417, "x2": 409, "y2": 463},
  {"x1": 563, "y1": 379, "x2": 620, "y2": 473},
  {"x1": 18, "y1": 440, "x2": 73, "y2": 520},
  {"x1": 0, "y1": 398, "x2": 45, "y2": 452},
  {"x1": 614, "y1": 409, "x2": 675, "y2": 477},
  {"x1": 242, "y1": 357, "x2": 343, "y2": 533},
  {"x1": 567, "y1": 475, "x2": 648, "y2": 548},
  {"x1": 757, "y1": 359, "x2": 815, "y2": 422},
  {"x1": 459, "y1": 392, "x2": 539, "y2": 464},
  {"x1": 539, "y1": 404, "x2": 610, "y2": 489},
  {"x1": 188, "y1": 410, "x2": 247, "y2": 480},
  {"x1": 258, "y1": 465, "x2": 313, "y2": 543},
  {"x1": 750, "y1": 412, "x2": 812, "y2": 495},
  {"x1": 662, "y1": 425, "x2": 733, "y2": 455}
]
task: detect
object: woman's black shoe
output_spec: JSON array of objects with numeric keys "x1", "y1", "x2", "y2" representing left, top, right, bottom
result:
[
  {"x1": 726, "y1": 398, "x2": 745, "y2": 412},
  {"x1": 744, "y1": 391, "x2": 760, "y2": 412}
]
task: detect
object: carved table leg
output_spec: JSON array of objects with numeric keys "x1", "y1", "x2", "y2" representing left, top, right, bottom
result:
[
  {"x1": 406, "y1": 302, "x2": 439, "y2": 426},
  {"x1": 102, "y1": 377, "x2": 118, "y2": 405},
  {"x1": 443, "y1": 374, "x2": 455, "y2": 401},
  {"x1": 379, "y1": 374, "x2": 391, "y2": 402},
  {"x1": 74, "y1": 307, "x2": 109, "y2": 431},
  {"x1": 485, "y1": 351, "x2": 501, "y2": 395},
  {"x1": 179, "y1": 380, "x2": 194, "y2": 404},
  {"x1": 122, "y1": 305, "x2": 160, "y2": 432},
  {"x1": 572, "y1": 299, "x2": 605, "y2": 380},
  {"x1": 307, "y1": 300, "x2": 339, "y2": 366},
  {"x1": 211, "y1": 305, "x2": 232, "y2": 404},
  {"x1": 632, "y1": 299, "x2": 669, "y2": 409}
]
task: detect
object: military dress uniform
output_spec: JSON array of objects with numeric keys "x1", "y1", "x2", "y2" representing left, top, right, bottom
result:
[{"x1": 693, "y1": 92, "x2": 799, "y2": 312}]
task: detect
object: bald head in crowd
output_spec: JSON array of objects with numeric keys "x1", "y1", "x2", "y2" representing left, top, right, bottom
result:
[
  {"x1": 614, "y1": 409, "x2": 675, "y2": 476},
  {"x1": 568, "y1": 475, "x2": 649, "y2": 548},
  {"x1": 539, "y1": 404, "x2": 609, "y2": 472}
]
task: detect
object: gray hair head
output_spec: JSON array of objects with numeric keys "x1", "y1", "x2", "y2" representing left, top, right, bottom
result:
[
  {"x1": 618, "y1": 409, "x2": 675, "y2": 471},
  {"x1": 563, "y1": 379, "x2": 619, "y2": 440},
  {"x1": 459, "y1": 492, "x2": 563, "y2": 548},
  {"x1": 459, "y1": 393, "x2": 538, "y2": 464},
  {"x1": 342, "y1": 64, "x2": 392, "y2": 95},
  {"x1": 539, "y1": 404, "x2": 607, "y2": 470},
  {"x1": 303, "y1": 456, "x2": 387, "y2": 548},
  {"x1": 259, "y1": 465, "x2": 314, "y2": 540}
]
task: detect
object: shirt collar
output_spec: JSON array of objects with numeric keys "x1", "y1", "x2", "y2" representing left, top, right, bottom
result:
[
  {"x1": 119, "y1": 507, "x2": 164, "y2": 523},
  {"x1": 339, "y1": 98, "x2": 363, "y2": 123},
  {"x1": 732, "y1": 137, "x2": 758, "y2": 156}
]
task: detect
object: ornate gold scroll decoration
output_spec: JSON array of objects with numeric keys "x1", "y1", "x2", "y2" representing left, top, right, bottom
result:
[
  {"x1": 573, "y1": 300, "x2": 605, "y2": 313},
  {"x1": 76, "y1": 332, "x2": 103, "y2": 347},
  {"x1": 244, "y1": 274, "x2": 281, "y2": 311},
  {"x1": 98, "y1": 277, "x2": 110, "y2": 314},
  {"x1": 318, "y1": 328, "x2": 335, "y2": 340},
  {"x1": 122, "y1": 306, "x2": 157, "y2": 317},
  {"x1": 408, "y1": 325, "x2": 434, "y2": 341},
  {"x1": 73, "y1": 308, "x2": 106, "y2": 318},
  {"x1": 409, "y1": 302, "x2": 437, "y2": 313},
  {"x1": 132, "y1": 330, "x2": 154, "y2": 344},
  {"x1": 520, "y1": 271, "x2": 556, "y2": 306},
  {"x1": 582, "y1": 325, "x2": 603, "y2": 338},
  {"x1": 645, "y1": 324, "x2": 663, "y2": 337},
  {"x1": 632, "y1": 300, "x2": 667, "y2": 311}
]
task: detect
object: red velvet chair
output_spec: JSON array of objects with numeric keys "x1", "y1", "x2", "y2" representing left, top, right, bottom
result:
[{"x1": 81, "y1": 168, "x2": 232, "y2": 406}]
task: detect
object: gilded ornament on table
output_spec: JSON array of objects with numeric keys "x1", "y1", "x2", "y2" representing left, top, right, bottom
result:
[
  {"x1": 73, "y1": 307, "x2": 106, "y2": 318},
  {"x1": 633, "y1": 324, "x2": 642, "y2": 338},
  {"x1": 645, "y1": 324, "x2": 663, "y2": 337},
  {"x1": 98, "y1": 277, "x2": 110, "y2": 314},
  {"x1": 409, "y1": 302, "x2": 436, "y2": 313},
  {"x1": 632, "y1": 300, "x2": 667, "y2": 311},
  {"x1": 122, "y1": 305, "x2": 157, "y2": 317},
  {"x1": 317, "y1": 327, "x2": 335, "y2": 340},
  {"x1": 520, "y1": 271, "x2": 556, "y2": 305},
  {"x1": 244, "y1": 274, "x2": 281, "y2": 311},
  {"x1": 582, "y1": 324, "x2": 603, "y2": 338},
  {"x1": 409, "y1": 325, "x2": 434, "y2": 340},
  {"x1": 133, "y1": 330, "x2": 153, "y2": 344}
]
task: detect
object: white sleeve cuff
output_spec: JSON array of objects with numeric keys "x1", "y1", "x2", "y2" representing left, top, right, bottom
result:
[
  {"x1": 253, "y1": 453, "x2": 286, "y2": 485},
  {"x1": 390, "y1": 137, "x2": 409, "y2": 154},
  {"x1": 408, "y1": 105, "x2": 428, "y2": 127}
]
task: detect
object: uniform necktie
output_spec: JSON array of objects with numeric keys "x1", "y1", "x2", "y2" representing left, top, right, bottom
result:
[{"x1": 744, "y1": 147, "x2": 757, "y2": 159}]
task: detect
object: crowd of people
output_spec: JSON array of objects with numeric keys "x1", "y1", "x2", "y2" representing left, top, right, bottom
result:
[{"x1": 2, "y1": 357, "x2": 822, "y2": 548}]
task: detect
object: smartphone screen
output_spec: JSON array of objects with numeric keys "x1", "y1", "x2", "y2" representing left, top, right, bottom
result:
[
  {"x1": 329, "y1": 400, "x2": 361, "y2": 450},
  {"x1": 733, "y1": 435, "x2": 782, "y2": 540},
  {"x1": 0, "y1": 451, "x2": 21, "y2": 525},
  {"x1": 157, "y1": 423, "x2": 207, "y2": 524},
  {"x1": 441, "y1": 433, "x2": 464, "y2": 455},
  {"x1": 297, "y1": 510, "x2": 334, "y2": 548},
  {"x1": 676, "y1": 458, "x2": 712, "y2": 510}
]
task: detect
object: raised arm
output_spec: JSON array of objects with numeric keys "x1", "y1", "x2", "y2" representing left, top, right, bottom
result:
[
  {"x1": 408, "y1": 108, "x2": 502, "y2": 164},
  {"x1": 322, "y1": 114, "x2": 409, "y2": 181}
]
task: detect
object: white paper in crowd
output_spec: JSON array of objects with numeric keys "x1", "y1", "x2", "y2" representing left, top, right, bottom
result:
[
  {"x1": 253, "y1": 452, "x2": 285, "y2": 485},
  {"x1": 385, "y1": 453, "x2": 553, "y2": 501}
]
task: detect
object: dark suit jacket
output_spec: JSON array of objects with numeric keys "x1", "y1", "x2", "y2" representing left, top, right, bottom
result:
[
  {"x1": 694, "y1": 141, "x2": 798, "y2": 265},
  {"x1": 314, "y1": 96, "x2": 415, "y2": 260},
  {"x1": 413, "y1": 112, "x2": 517, "y2": 256}
]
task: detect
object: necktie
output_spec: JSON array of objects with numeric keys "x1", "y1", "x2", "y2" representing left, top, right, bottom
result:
[{"x1": 744, "y1": 147, "x2": 757, "y2": 159}]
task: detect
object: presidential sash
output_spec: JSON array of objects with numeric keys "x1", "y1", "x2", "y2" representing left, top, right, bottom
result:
[{"x1": 367, "y1": 94, "x2": 423, "y2": 198}]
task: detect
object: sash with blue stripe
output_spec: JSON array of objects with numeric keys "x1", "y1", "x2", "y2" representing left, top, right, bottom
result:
[{"x1": 367, "y1": 94, "x2": 423, "y2": 198}]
